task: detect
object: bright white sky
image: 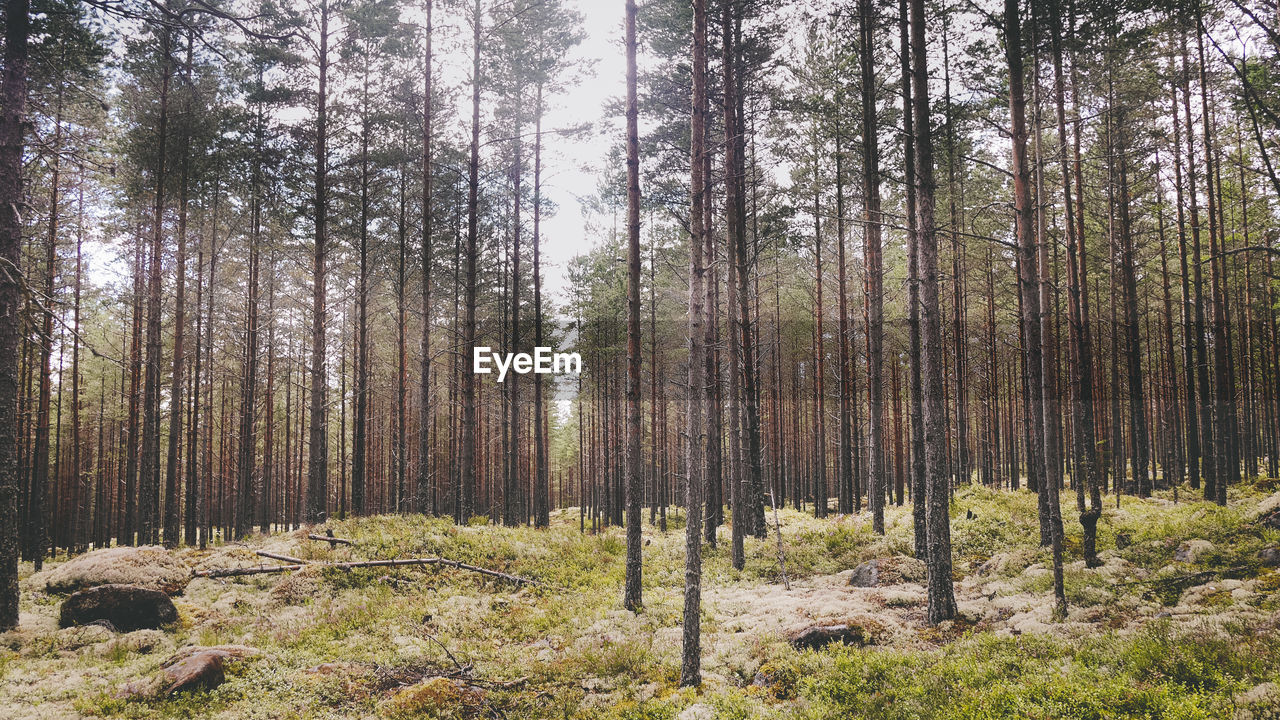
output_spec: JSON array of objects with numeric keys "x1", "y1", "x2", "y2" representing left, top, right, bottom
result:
[{"x1": 530, "y1": 0, "x2": 626, "y2": 304}]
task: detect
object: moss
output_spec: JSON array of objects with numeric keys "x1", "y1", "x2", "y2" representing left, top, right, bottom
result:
[
  {"x1": 381, "y1": 676, "x2": 486, "y2": 719},
  {"x1": 9, "y1": 487, "x2": 1280, "y2": 720},
  {"x1": 802, "y1": 624, "x2": 1280, "y2": 719}
]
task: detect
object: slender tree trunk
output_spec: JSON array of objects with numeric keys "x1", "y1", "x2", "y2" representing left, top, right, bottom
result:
[
  {"x1": 1050, "y1": 0, "x2": 1101, "y2": 566},
  {"x1": 1180, "y1": 30, "x2": 1215, "y2": 501},
  {"x1": 459, "y1": 0, "x2": 482, "y2": 522},
  {"x1": 418, "y1": 0, "x2": 434, "y2": 516},
  {"x1": 682, "y1": 0, "x2": 708, "y2": 687},
  {"x1": 0, "y1": 0, "x2": 29, "y2": 629},
  {"x1": 236, "y1": 99, "x2": 264, "y2": 539},
  {"x1": 140, "y1": 31, "x2": 173, "y2": 546},
  {"x1": 901, "y1": 0, "x2": 926, "y2": 561},
  {"x1": 30, "y1": 86, "x2": 63, "y2": 566},
  {"x1": 911, "y1": 0, "x2": 957, "y2": 624},
  {"x1": 165, "y1": 35, "x2": 193, "y2": 546},
  {"x1": 307, "y1": 0, "x2": 331, "y2": 524},
  {"x1": 533, "y1": 79, "x2": 550, "y2": 528},
  {"x1": 862, "y1": 0, "x2": 885, "y2": 534},
  {"x1": 623, "y1": 0, "x2": 644, "y2": 611},
  {"x1": 1196, "y1": 14, "x2": 1235, "y2": 504}
]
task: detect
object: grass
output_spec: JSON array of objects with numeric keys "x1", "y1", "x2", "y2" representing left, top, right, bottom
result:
[{"x1": 3, "y1": 483, "x2": 1280, "y2": 719}]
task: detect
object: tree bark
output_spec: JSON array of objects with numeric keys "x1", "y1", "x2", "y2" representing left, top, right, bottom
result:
[
  {"x1": 0, "y1": 0, "x2": 30, "y2": 631},
  {"x1": 623, "y1": 0, "x2": 643, "y2": 612},
  {"x1": 911, "y1": 0, "x2": 957, "y2": 624},
  {"x1": 862, "y1": 0, "x2": 885, "y2": 534},
  {"x1": 307, "y1": 0, "x2": 331, "y2": 524},
  {"x1": 682, "y1": 0, "x2": 708, "y2": 687}
]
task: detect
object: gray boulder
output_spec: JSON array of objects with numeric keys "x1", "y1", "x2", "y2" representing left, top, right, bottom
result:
[
  {"x1": 39, "y1": 545, "x2": 190, "y2": 595},
  {"x1": 849, "y1": 555, "x2": 927, "y2": 587},
  {"x1": 59, "y1": 584, "x2": 178, "y2": 631}
]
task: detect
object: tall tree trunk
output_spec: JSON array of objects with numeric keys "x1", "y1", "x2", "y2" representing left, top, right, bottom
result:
[
  {"x1": 505, "y1": 109, "x2": 523, "y2": 527},
  {"x1": 1006, "y1": 0, "x2": 1065, "y2": 616},
  {"x1": 1196, "y1": 13, "x2": 1235, "y2": 504},
  {"x1": 30, "y1": 86, "x2": 63, "y2": 566},
  {"x1": 1180, "y1": 30, "x2": 1215, "y2": 501},
  {"x1": 533, "y1": 79, "x2": 549, "y2": 528},
  {"x1": 0, "y1": 0, "x2": 29, "y2": 629},
  {"x1": 236, "y1": 98, "x2": 264, "y2": 539},
  {"x1": 1115, "y1": 118, "x2": 1150, "y2": 498},
  {"x1": 165, "y1": 34, "x2": 193, "y2": 546},
  {"x1": 140, "y1": 31, "x2": 173, "y2": 547},
  {"x1": 623, "y1": 0, "x2": 643, "y2": 611},
  {"x1": 901, "y1": 0, "x2": 927, "y2": 562},
  {"x1": 1050, "y1": 0, "x2": 1101, "y2": 566},
  {"x1": 417, "y1": 0, "x2": 434, "y2": 516},
  {"x1": 862, "y1": 0, "x2": 885, "y2": 534},
  {"x1": 682, "y1": 0, "x2": 708, "y2": 687},
  {"x1": 459, "y1": 0, "x2": 482, "y2": 523},
  {"x1": 911, "y1": 0, "x2": 957, "y2": 624},
  {"x1": 307, "y1": 0, "x2": 331, "y2": 524}
]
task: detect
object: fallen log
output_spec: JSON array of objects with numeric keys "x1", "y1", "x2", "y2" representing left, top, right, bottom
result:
[
  {"x1": 193, "y1": 557, "x2": 535, "y2": 586},
  {"x1": 256, "y1": 551, "x2": 308, "y2": 564},
  {"x1": 307, "y1": 532, "x2": 355, "y2": 546}
]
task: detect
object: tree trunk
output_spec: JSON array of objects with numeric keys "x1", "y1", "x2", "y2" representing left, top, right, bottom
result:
[
  {"x1": 307, "y1": 0, "x2": 331, "y2": 524},
  {"x1": 862, "y1": 0, "x2": 885, "y2": 534},
  {"x1": 0, "y1": 0, "x2": 30, "y2": 630},
  {"x1": 623, "y1": 0, "x2": 643, "y2": 611},
  {"x1": 140, "y1": 31, "x2": 173, "y2": 547},
  {"x1": 911, "y1": 0, "x2": 957, "y2": 624},
  {"x1": 459, "y1": 0, "x2": 482, "y2": 523},
  {"x1": 682, "y1": 0, "x2": 708, "y2": 687},
  {"x1": 417, "y1": 0, "x2": 435, "y2": 517},
  {"x1": 899, "y1": 0, "x2": 926, "y2": 561}
]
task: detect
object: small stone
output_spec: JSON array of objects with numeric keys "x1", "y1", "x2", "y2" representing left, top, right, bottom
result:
[
  {"x1": 120, "y1": 646, "x2": 260, "y2": 699},
  {"x1": 1174, "y1": 540, "x2": 1213, "y2": 563},
  {"x1": 849, "y1": 556, "x2": 926, "y2": 587},
  {"x1": 1258, "y1": 547, "x2": 1280, "y2": 567},
  {"x1": 59, "y1": 584, "x2": 178, "y2": 632},
  {"x1": 788, "y1": 622, "x2": 881, "y2": 651}
]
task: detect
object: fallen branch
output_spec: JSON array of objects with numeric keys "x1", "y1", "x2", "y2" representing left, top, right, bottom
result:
[
  {"x1": 307, "y1": 532, "x2": 355, "y2": 546},
  {"x1": 256, "y1": 551, "x2": 307, "y2": 564},
  {"x1": 193, "y1": 557, "x2": 536, "y2": 586}
]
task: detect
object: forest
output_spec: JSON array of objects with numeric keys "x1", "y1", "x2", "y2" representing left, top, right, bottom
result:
[{"x1": 4, "y1": 0, "x2": 1280, "y2": 717}]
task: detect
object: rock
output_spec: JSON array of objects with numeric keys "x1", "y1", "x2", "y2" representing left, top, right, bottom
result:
[
  {"x1": 120, "y1": 645, "x2": 260, "y2": 699},
  {"x1": 59, "y1": 584, "x2": 178, "y2": 631},
  {"x1": 1174, "y1": 539, "x2": 1214, "y2": 563},
  {"x1": 1234, "y1": 682, "x2": 1280, "y2": 720},
  {"x1": 1258, "y1": 547, "x2": 1280, "y2": 567},
  {"x1": 788, "y1": 621, "x2": 882, "y2": 651},
  {"x1": 1259, "y1": 510, "x2": 1280, "y2": 532},
  {"x1": 677, "y1": 703, "x2": 714, "y2": 720},
  {"x1": 38, "y1": 545, "x2": 190, "y2": 595},
  {"x1": 848, "y1": 556, "x2": 926, "y2": 587},
  {"x1": 1115, "y1": 532, "x2": 1132, "y2": 550}
]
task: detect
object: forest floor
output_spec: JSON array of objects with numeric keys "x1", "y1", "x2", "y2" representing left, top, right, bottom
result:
[{"x1": 5, "y1": 481, "x2": 1280, "y2": 719}]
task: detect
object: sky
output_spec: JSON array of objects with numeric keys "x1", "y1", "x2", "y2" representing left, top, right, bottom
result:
[{"x1": 527, "y1": 0, "x2": 628, "y2": 305}]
